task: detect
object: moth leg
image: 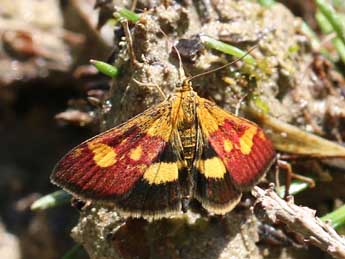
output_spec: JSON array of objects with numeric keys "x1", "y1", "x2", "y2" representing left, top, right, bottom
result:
[
  {"x1": 277, "y1": 159, "x2": 315, "y2": 198},
  {"x1": 274, "y1": 161, "x2": 281, "y2": 190},
  {"x1": 290, "y1": 172, "x2": 316, "y2": 188}
]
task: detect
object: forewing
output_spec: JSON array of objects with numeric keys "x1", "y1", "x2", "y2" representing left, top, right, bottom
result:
[
  {"x1": 196, "y1": 97, "x2": 276, "y2": 191},
  {"x1": 51, "y1": 101, "x2": 183, "y2": 216}
]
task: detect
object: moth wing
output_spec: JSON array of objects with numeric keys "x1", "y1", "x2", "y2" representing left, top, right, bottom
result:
[
  {"x1": 196, "y1": 97, "x2": 275, "y2": 191},
  {"x1": 51, "y1": 101, "x2": 183, "y2": 218},
  {"x1": 193, "y1": 124, "x2": 242, "y2": 214}
]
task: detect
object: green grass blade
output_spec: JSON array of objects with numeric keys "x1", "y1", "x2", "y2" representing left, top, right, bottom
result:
[
  {"x1": 200, "y1": 35, "x2": 256, "y2": 65},
  {"x1": 316, "y1": 10, "x2": 333, "y2": 33},
  {"x1": 332, "y1": 37, "x2": 345, "y2": 64},
  {"x1": 31, "y1": 190, "x2": 71, "y2": 211},
  {"x1": 301, "y1": 21, "x2": 321, "y2": 51},
  {"x1": 117, "y1": 8, "x2": 140, "y2": 22},
  {"x1": 276, "y1": 180, "x2": 309, "y2": 198},
  {"x1": 316, "y1": 10, "x2": 345, "y2": 64},
  {"x1": 62, "y1": 244, "x2": 84, "y2": 259},
  {"x1": 90, "y1": 59, "x2": 119, "y2": 78},
  {"x1": 316, "y1": 0, "x2": 345, "y2": 45},
  {"x1": 321, "y1": 205, "x2": 345, "y2": 229}
]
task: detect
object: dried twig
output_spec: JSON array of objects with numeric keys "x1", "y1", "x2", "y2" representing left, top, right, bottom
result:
[{"x1": 252, "y1": 185, "x2": 345, "y2": 259}]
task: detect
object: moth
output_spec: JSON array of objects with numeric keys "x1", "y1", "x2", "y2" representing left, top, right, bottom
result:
[{"x1": 51, "y1": 76, "x2": 275, "y2": 219}]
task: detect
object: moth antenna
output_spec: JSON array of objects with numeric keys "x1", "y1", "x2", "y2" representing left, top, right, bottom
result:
[
  {"x1": 187, "y1": 43, "x2": 258, "y2": 82},
  {"x1": 173, "y1": 44, "x2": 186, "y2": 81},
  {"x1": 158, "y1": 28, "x2": 186, "y2": 82}
]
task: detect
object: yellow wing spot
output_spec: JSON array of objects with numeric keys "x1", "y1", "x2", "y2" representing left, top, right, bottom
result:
[
  {"x1": 223, "y1": 140, "x2": 233, "y2": 152},
  {"x1": 143, "y1": 162, "x2": 178, "y2": 184},
  {"x1": 129, "y1": 145, "x2": 142, "y2": 161},
  {"x1": 88, "y1": 142, "x2": 116, "y2": 167},
  {"x1": 239, "y1": 126, "x2": 257, "y2": 155},
  {"x1": 198, "y1": 157, "x2": 227, "y2": 179}
]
